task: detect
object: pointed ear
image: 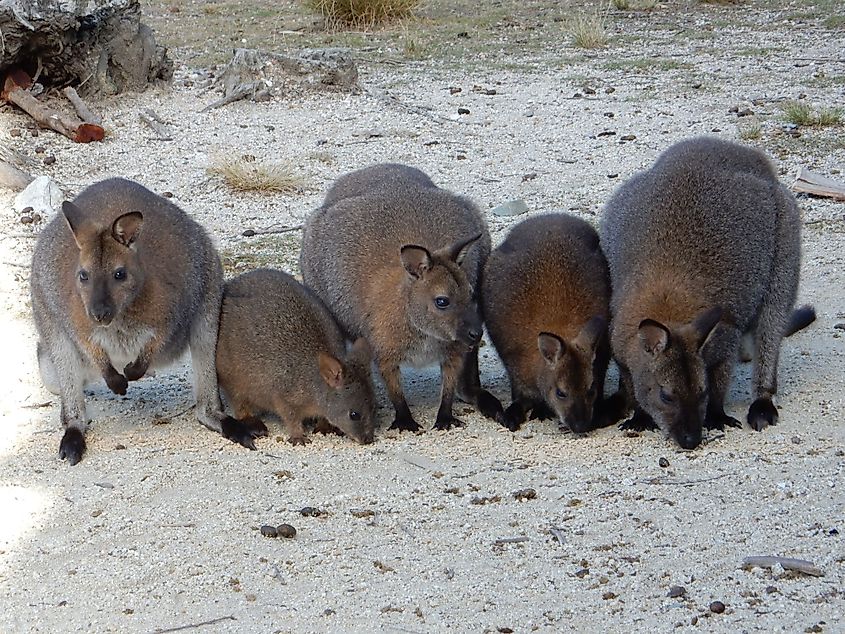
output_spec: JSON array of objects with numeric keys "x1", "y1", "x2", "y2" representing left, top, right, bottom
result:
[
  {"x1": 538, "y1": 332, "x2": 566, "y2": 365},
  {"x1": 62, "y1": 201, "x2": 90, "y2": 249},
  {"x1": 349, "y1": 337, "x2": 372, "y2": 366},
  {"x1": 638, "y1": 319, "x2": 670, "y2": 356},
  {"x1": 400, "y1": 245, "x2": 432, "y2": 279},
  {"x1": 318, "y1": 353, "x2": 345, "y2": 389},
  {"x1": 445, "y1": 233, "x2": 482, "y2": 266},
  {"x1": 578, "y1": 315, "x2": 607, "y2": 351},
  {"x1": 692, "y1": 306, "x2": 723, "y2": 350},
  {"x1": 112, "y1": 211, "x2": 144, "y2": 248}
]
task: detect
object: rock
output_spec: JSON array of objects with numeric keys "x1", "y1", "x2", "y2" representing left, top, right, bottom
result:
[
  {"x1": 10, "y1": 129, "x2": 21, "y2": 137},
  {"x1": 20, "y1": 215, "x2": 33, "y2": 224},
  {"x1": 43, "y1": 155, "x2": 56, "y2": 166},
  {"x1": 621, "y1": 134, "x2": 637, "y2": 141},
  {"x1": 260, "y1": 525, "x2": 278, "y2": 537},
  {"x1": 659, "y1": 457, "x2": 670, "y2": 468},
  {"x1": 449, "y1": 87, "x2": 462, "y2": 94},
  {"x1": 667, "y1": 585, "x2": 686, "y2": 598},
  {"x1": 605, "y1": 86, "x2": 615, "y2": 93},
  {"x1": 491, "y1": 199, "x2": 528, "y2": 217},
  {"x1": 584, "y1": 86, "x2": 596, "y2": 95},
  {"x1": 276, "y1": 524, "x2": 296, "y2": 538},
  {"x1": 833, "y1": 323, "x2": 845, "y2": 331},
  {"x1": 709, "y1": 601, "x2": 725, "y2": 614},
  {"x1": 14, "y1": 176, "x2": 64, "y2": 217},
  {"x1": 512, "y1": 488, "x2": 537, "y2": 501},
  {"x1": 457, "y1": 107, "x2": 470, "y2": 115}
]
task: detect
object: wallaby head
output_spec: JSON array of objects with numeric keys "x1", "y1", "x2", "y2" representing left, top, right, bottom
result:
[
  {"x1": 317, "y1": 338, "x2": 377, "y2": 445},
  {"x1": 629, "y1": 306, "x2": 723, "y2": 449},
  {"x1": 536, "y1": 316, "x2": 606, "y2": 433},
  {"x1": 62, "y1": 201, "x2": 145, "y2": 326},
  {"x1": 399, "y1": 233, "x2": 483, "y2": 348}
]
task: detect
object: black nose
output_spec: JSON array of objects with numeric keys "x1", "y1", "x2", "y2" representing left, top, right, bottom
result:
[
  {"x1": 468, "y1": 328, "x2": 482, "y2": 343},
  {"x1": 91, "y1": 307, "x2": 113, "y2": 323},
  {"x1": 678, "y1": 430, "x2": 702, "y2": 450}
]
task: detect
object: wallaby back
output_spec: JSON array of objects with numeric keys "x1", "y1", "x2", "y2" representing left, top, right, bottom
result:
[
  {"x1": 483, "y1": 214, "x2": 612, "y2": 433},
  {"x1": 30, "y1": 177, "x2": 242, "y2": 464},
  {"x1": 600, "y1": 137, "x2": 807, "y2": 448},
  {"x1": 216, "y1": 268, "x2": 376, "y2": 445},
  {"x1": 300, "y1": 164, "x2": 491, "y2": 432}
]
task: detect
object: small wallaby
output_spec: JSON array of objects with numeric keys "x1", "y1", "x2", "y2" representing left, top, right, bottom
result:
[
  {"x1": 600, "y1": 137, "x2": 815, "y2": 449},
  {"x1": 31, "y1": 178, "x2": 261, "y2": 465},
  {"x1": 483, "y1": 213, "x2": 619, "y2": 433},
  {"x1": 300, "y1": 163, "x2": 498, "y2": 432},
  {"x1": 216, "y1": 268, "x2": 376, "y2": 445}
]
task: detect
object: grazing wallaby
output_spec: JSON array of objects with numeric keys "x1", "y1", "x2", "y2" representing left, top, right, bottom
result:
[
  {"x1": 483, "y1": 213, "x2": 620, "y2": 433},
  {"x1": 31, "y1": 178, "x2": 261, "y2": 465},
  {"x1": 600, "y1": 137, "x2": 815, "y2": 449},
  {"x1": 216, "y1": 268, "x2": 376, "y2": 445},
  {"x1": 300, "y1": 163, "x2": 498, "y2": 432}
]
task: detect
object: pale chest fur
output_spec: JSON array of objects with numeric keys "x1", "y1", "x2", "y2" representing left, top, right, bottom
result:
[{"x1": 89, "y1": 322, "x2": 156, "y2": 370}]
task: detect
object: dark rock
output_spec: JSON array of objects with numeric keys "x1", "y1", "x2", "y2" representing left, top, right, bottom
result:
[
  {"x1": 43, "y1": 155, "x2": 56, "y2": 165},
  {"x1": 20, "y1": 215, "x2": 33, "y2": 224},
  {"x1": 709, "y1": 601, "x2": 725, "y2": 614},
  {"x1": 457, "y1": 107, "x2": 470, "y2": 115},
  {"x1": 260, "y1": 525, "x2": 278, "y2": 538},
  {"x1": 659, "y1": 457, "x2": 670, "y2": 468},
  {"x1": 9, "y1": 129, "x2": 21, "y2": 137},
  {"x1": 276, "y1": 524, "x2": 296, "y2": 538},
  {"x1": 667, "y1": 585, "x2": 686, "y2": 598}
]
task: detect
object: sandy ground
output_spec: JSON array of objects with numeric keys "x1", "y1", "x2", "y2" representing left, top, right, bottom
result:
[{"x1": 1, "y1": 2, "x2": 844, "y2": 633}]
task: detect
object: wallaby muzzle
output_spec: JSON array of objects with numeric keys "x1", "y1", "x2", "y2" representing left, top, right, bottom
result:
[
  {"x1": 564, "y1": 402, "x2": 593, "y2": 434},
  {"x1": 89, "y1": 293, "x2": 115, "y2": 325},
  {"x1": 458, "y1": 310, "x2": 483, "y2": 347}
]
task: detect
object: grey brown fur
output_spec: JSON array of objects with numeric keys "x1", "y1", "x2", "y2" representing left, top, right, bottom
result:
[
  {"x1": 30, "y1": 178, "x2": 257, "y2": 465},
  {"x1": 600, "y1": 137, "x2": 813, "y2": 449},
  {"x1": 483, "y1": 213, "x2": 620, "y2": 433},
  {"x1": 216, "y1": 268, "x2": 376, "y2": 445},
  {"x1": 300, "y1": 163, "x2": 497, "y2": 432}
]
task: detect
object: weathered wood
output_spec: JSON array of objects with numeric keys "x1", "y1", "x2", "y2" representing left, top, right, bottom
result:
[
  {"x1": 62, "y1": 87, "x2": 102, "y2": 124},
  {"x1": 792, "y1": 167, "x2": 845, "y2": 202},
  {"x1": 742, "y1": 555, "x2": 825, "y2": 577},
  {"x1": 0, "y1": 0, "x2": 171, "y2": 98}
]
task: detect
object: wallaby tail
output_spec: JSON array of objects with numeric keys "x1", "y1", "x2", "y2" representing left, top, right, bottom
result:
[{"x1": 784, "y1": 304, "x2": 816, "y2": 337}]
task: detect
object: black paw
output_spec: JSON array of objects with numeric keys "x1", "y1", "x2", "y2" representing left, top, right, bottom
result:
[
  {"x1": 221, "y1": 416, "x2": 266, "y2": 450},
  {"x1": 389, "y1": 415, "x2": 421, "y2": 432},
  {"x1": 747, "y1": 397, "x2": 778, "y2": 431},
  {"x1": 59, "y1": 428, "x2": 86, "y2": 465},
  {"x1": 105, "y1": 371, "x2": 128, "y2": 396},
  {"x1": 313, "y1": 418, "x2": 344, "y2": 436},
  {"x1": 476, "y1": 390, "x2": 504, "y2": 422},
  {"x1": 503, "y1": 403, "x2": 525, "y2": 432},
  {"x1": 433, "y1": 415, "x2": 465, "y2": 431},
  {"x1": 619, "y1": 409, "x2": 658, "y2": 432},
  {"x1": 288, "y1": 435, "x2": 311, "y2": 446},
  {"x1": 530, "y1": 402, "x2": 555, "y2": 421},
  {"x1": 123, "y1": 359, "x2": 148, "y2": 382},
  {"x1": 705, "y1": 411, "x2": 743, "y2": 430},
  {"x1": 592, "y1": 393, "x2": 629, "y2": 429}
]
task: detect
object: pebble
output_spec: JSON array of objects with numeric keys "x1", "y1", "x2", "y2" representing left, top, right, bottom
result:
[
  {"x1": 242, "y1": 229, "x2": 256, "y2": 237},
  {"x1": 709, "y1": 601, "x2": 725, "y2": 614},
  {"x1": 659, "y1": 457, "x2": 670, "y2": 468},
  {"x1": 583, "y1": 86, "x2": 596, "y2": 95},
  {"x1": 737, "y1": 108, "x2": 754, "y2": 117},
  {"x1": 605, "y1": 86, "x2": 615, "y2": 93},
  {"x1": 35, "y1": 146, "x2": 46, "y2": 154},
  {"x1": 276, "y1": 524, "x2": 296, "y2": 538},
  {"x1": 161, "y1": 191, "x2": 174, "y2": 198},
  {"x1": 43, "y1": 155, "x2": 56, "y2": 165},
  {"x1": 20, "y1": 215, "x2": 33, "y2": 224},
  {"x1": 300, "y1": 506, "x2": 325, "y2": 517},
  {"x1": 10, "y1": 128, "x2": 21, "y2": 137},
  {"x1": 457, "y1": 107, "x2": 470, "y2": 115},
  {"x1": 512, "y1": 488, "x2": 537, "y2": 501},
  {"x1": 260, "y1": 525, "x2": 278, "y2": 538},
  {"x1": 491, "y1": 199, "x2": 528, "y2": 217},
  {"x1": 31, "y1": 129, "x2": 39, "y2": 137},
  {"x1": 32, "y1": 213, "x2": 42, "y2": 223},
  {"x1": 833, "y1": 323, "x2": 845, "y2": 331},
  {"x1": 449, "y1": 87, "x2": 462, "y2": 94},
  {"x1": 667, "y1": 585, "x2": 686, "y2": 598},
  {"x1": 620, "y1": 134, "x2": 637, "y2": 141}
]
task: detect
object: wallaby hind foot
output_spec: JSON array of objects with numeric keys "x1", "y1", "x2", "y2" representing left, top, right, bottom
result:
[
  {"x1": 59, "y1": 428, "x2": 86, "y2": 465},
  {"x1": 220, "y1": 416, "x2": 269, "y2": 450},
  {"x1": 747, "y1": 396, "x2": 778, "y2": 431}
]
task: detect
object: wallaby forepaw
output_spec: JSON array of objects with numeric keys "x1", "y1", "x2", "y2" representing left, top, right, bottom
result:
[
  {"x1": 288, "y1": 435, "x2": 311, "y2": 446},
  {"x1": 389, "y1": 416, "x2": 421, "y2": 433},
  {"x1": 476, "y1": 390, "x2": 504, "y2": 422},
  {"x1": 748, "y1": 398, "x2": 778, "y2": 431},
  {"x1": 502, "y1": 403, "x2": 525, "y2": 432},
  {"x1": 59, "y1": 428, "x2": 86, "y2": 465},
  {"x1": 242, "y1": 416, "x2": 269, "y2": 437},
  {"x1": 705, "y1": 411, "x2": 742, "y2": 431},
  {"x1": 105, "y1": 372, "x2": 128, "y2": 396},
  {"x1": 433, "y1": 415, "x2": 465, "y2": 431},
  {"x1": 221, "y1": 416, "x2": 263, "y2": 450},
  {"x1": 619, "y1": 409, "x2": 658, "y2": 432},
  {"x1": 123, "y1": 359, "x2": 148, "y2": 382},
  {"x1": 530, "y1": 402, "x2": 555, "y2": 421},
  {"x1": 593, "y1": 393, "x2": 628, "y2": 429}
]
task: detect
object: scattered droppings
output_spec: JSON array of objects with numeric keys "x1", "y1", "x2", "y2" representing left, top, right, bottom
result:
[
  {"x1": 710, "y1": 601, "x2": 725, "y2": 614},
  {"x1": 512, "y1": 488, "x2": 537, "y2": 501},
  {"x1": 471, "y1": 495, "x2": 501, "y2": 505},
  {"x1": 659, "y1": 457, "x2": 670, "y2": 468},
  {"x1": 300, "y1": 506, "x2": 326, "y2": 517},
  {"x1": 20, "y1": 215, "x2": 33, "y2": 224},
  {"x1": 260, "y1": 525, "x2": 278, "y2": 538},
  {"x1": 276, "y1": 524, "x2": 296, "y2": 538},
  {"x1": 667, "y1": 585, "x2": 686, "y2": 598}
]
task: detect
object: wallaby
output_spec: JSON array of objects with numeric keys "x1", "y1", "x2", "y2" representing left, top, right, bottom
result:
[
  {"x1": 600, "y1": 137, "x2": 815, "y2": 449},
  {"x1": 300, "y1": 163, "x2": 499, "y2": 432},
  {"x1": 30, "y1": 178, "x2": 261, "y2": 465},
  {"x1": 216, "y1": 268, "x2": 376, "y2": 445},
  {"x1": 483, "y1": 213, "x2": 620, "y2": 433}
]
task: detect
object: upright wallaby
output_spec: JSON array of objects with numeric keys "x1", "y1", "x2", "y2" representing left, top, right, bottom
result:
[
  {"x1": 483, "y1": 214, "x2": 618, "y2": 433},
  {"x1": 31, "y1": 178, "x2": 261, "y2": 465},
  {"x1": 600, "y1": 137, "x2": 814, "y2": 449},
  {"x1": 216, "y1": 268, "x2": 376, "y2": 445},
  {"x1": 300, "y1": 163, "x2": 498, "y2": 432}
]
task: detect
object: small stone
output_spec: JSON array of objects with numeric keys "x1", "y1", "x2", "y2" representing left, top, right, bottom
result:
[
  {"x1": 457, "y1": 107, "x2": 470, "y2": 115},
  {"x1": 583, "y1": 86, "x2": 596, "y2": 95},
  {"x1": 20, "y1": 215, "x2": 33, "y2": 224},
  {"x1": 276, "y1": 524, "x2": 296, "y2": 538},
  {"x1": 497, "y1": 628, "x2": 514, "y2": 633},
  {"x1": 91, "y1": 509, "x2": 103, "y2": 517},
  {"x1": 667, "y1": 585, "x2": 686, "y2": 598},
  {"x1": 728, "y1": 105, "x2": 739, "y2": 113},
  {"x1": 620, "y1": 134, "x2": 637, "y2": 141},
  {"x1": 765, "y1": 585, "x2": 778, "y2": 594},
  {"x1": 659, "y1": 457, "x2": 670, "y2": 468},
  {"x1": 161, "y1": 191, "x2": 174, "y2": 198},
  {"x1": 804, "y1": 625, "x2": 823, "y2": 633},
  {"x1": 300, "y1": 506, "x2": 325, "y2": 517},
  {"x1": 602, "y1": 591, "x2": 616, "y2": 600},
  {"x1": 737, "y1": 108, "x2": 754, "y2": 117},
  {"x1": 31, "y1": 129, "x2": 39, "y2": 137},
  {"x1": 512, "y1": 488, "x2": 537, "y2": 501},
  {"x1": 605, "y1": 86, "x2": 615, "y2": 93},
  {"x1": 32, "y1": 213, "x2": 42, "y2": 223},
  {"x1": 691, "y1": 616, "x2": 698, "y2": 625},
  {"x1": 457, "y1": 31, "x2": 469, "y2": 38},
  {"x1": 491, "y1": 199, "x2": 528, "y2": 217},
  {"x1": 449, "y1": 86, "x2": 462, "y2": 94},
  {"x1": 322, "y1": 608, "x2": 336, "y2": 617},
  {"x1": 260, "y1": 525, "x2": 278, "y2": 538},
  {"x1": 692, "y1": 83, "x2": 702, "y2": 89},
  {"x1": 607, "y1": 173, "x2": 619, "y2": 179},
  {"x1": 575, "y1": 568, "x2": 589, "y2": 578},
  {"x1": 34, "y1": 146, "x2": 46, "y2": 154},
  {"x1": 115, "y1": 444, "x2": 126, "y2": 450},
  {"x1": 597, "y1": 130, "x2": 616, "y2": 137},
  {"x1": 9, "y1": 128, "x2": 21, "y2": 137},
  {"x1": 350, "y1": 509, "x2": 375, "y2": 518},
  {"x1": 242, "y1": 229, "x2": 256, "y2": 237},
  {"x1": 709, "y1": 601, "x2": 725, "y2": 614},
  {"x1": 833, "y1": 323, "x2": 845, "y2": 331},
  {"x1": 21, "y1": 206, "x2": 34, "y2": 214},
  {"x1": 43, "y1": 155, "x2": 56, "y2": 165}
]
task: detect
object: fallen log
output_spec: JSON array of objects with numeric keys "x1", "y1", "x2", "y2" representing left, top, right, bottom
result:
[
  {"x1": 791, "y1": 167, "x2": 845, "y2": 202},
  {"x1": 62, "y1": 87, "x2": 103, "y2": 125}
]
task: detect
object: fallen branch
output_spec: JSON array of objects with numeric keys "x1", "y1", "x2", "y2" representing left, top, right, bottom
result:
[
  {"x1": 241, "y1": 224, "x2": 303, "y2": 237},
  {"x1": 0, "y1": 159, "x2": 33, "y2": 190},
  {"x1": 742, "y1": 556, "x2": 824, "y2": 577},
  {"x1": 139, "y1": 109, "x2": 172, "y2": 140},
  {"x1": 637, "y1": 473, "x2": 729, "y2": 486},
  {"x1": 2, "y1": 69, "x2": 104, "y2": 143},
  {"x1": 200, "y1": 81, "x2": 263, "y2": 112},
  {"x1": 62, "y1": 87, "x2": 102, "y2": 124},
  {"x1": 494, "y1": 536, "x2": 529, "y2": 545},
  {"x1": 152, "y1": 616, "x2": 236, "y2": 634},
  {"x1": 791, "y1": 167, "x2": 845, "y2": 202}
]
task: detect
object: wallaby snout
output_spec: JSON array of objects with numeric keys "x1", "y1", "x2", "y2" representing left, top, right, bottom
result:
[{"x1": 458, "y1": 307, "x2": 483, "y2": 347}]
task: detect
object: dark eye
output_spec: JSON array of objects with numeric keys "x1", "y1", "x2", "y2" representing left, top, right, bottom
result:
[
  {"x1": 555, "y1": 388, "x2": 568, "y2": 399},
  {"x1": 349, "y1": 410, "x2": 361, "y2": 421},
  {"x1": 434, "y1": 296, "x2": 450, "y2": 309},
  {"x1": 659, "y1": 388, "x2": 674, "y2": 404},
  {"x1": 78, "y1": 270, "x2": 89, "y2": 282},
  {"x1": 113, "y1": 268, "x2": 126, "y2": 281}
]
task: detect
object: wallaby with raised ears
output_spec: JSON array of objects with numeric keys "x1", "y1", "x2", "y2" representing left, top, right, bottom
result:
[
  {"x1": 300, "y1": 163, "x2": 499, "y2": 432},
  {"x1": 483, "y1": 214, "x2": 621, "y2": 433},
  {"x1": 30, "y1": 178, "x2": 262, "y2": 464},
  {"x1": 600, "y1": 137, "x2": 815, "y2": 449},
  {"x1": 216, "y1": 268, "x2": 376, "y2": 445}
]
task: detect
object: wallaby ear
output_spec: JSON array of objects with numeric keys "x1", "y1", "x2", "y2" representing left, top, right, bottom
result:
[
  {"x1": 111, "y1": 211, "x2": 144, "y2": 248},
  {"x1": 62, "y1": 201, "x2": 90, "y2": 249},
  {"x1": 400, "y1": 245, "x2": 432, "y2": 279},
  {"x1": 638, "y1": 319, "x2": 670, "y2": 356},
  {"x1": 692, "y1": 306, "x2": 723, "y2": 351},
  {"x1": 445, "y1": 233, "x2": 482, "y2": 266},
  {"x1": 349, "y1": 337, "x2": 372, "y2": 366},
  {"x1": 538, "y1": 332, "x2": 566, "y2": 366},
  {"x1": 318, "y1": 353, "x2": 345, "y2": 389},
  {"x1": 578, "y1": 315, "x2": 607, "y2": 351}
]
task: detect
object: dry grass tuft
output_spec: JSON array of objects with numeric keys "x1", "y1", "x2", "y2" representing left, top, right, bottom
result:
[
  {"x1": 569, "y1": 7, "x2": 610, "y2": 49},
  {"x1": 208, "y1": 155, "x2": 304, "y2": 193},
  {"x1": 305, "y1": 0, "x2": 420, "y2": 28},
  {"x1": 738, "y1": 123, "x2": 762, "y2": 140},
  {"x1": 782, "y1": 101, "x2": 842, "y2": 127}
]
